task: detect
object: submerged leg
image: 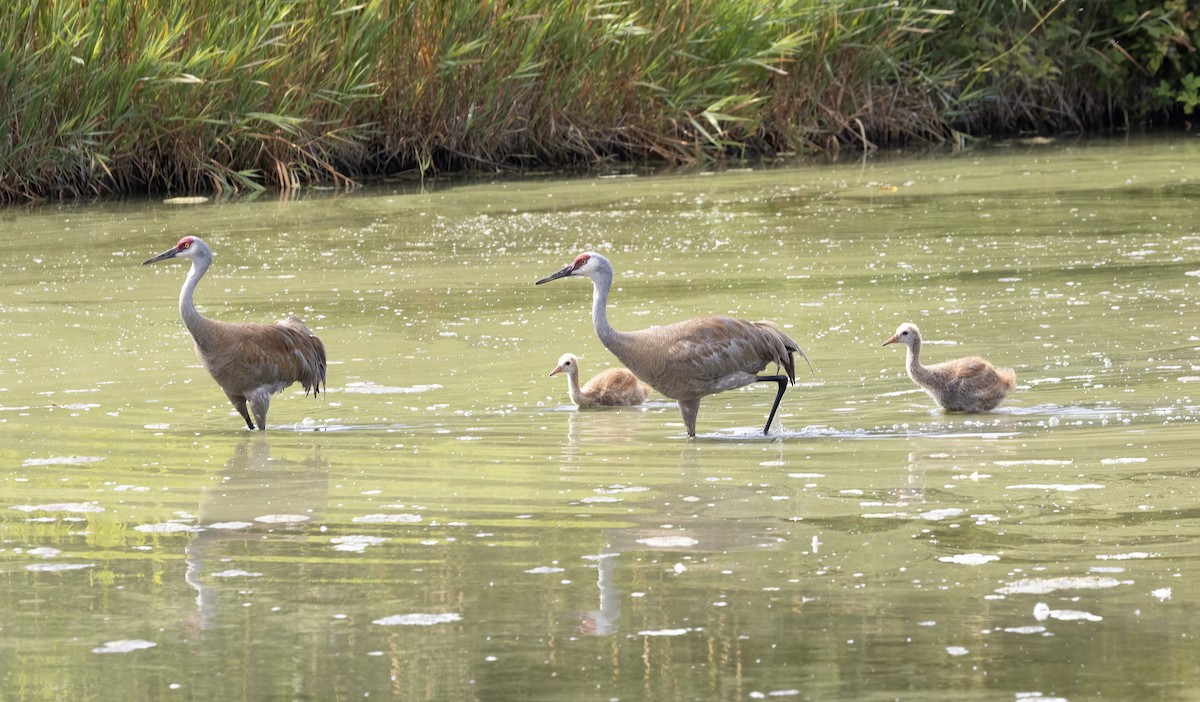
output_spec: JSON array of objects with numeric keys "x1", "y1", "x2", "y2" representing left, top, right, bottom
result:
[
  {"x1": 677, "y1": 399, "x2": 701, "y2": 438},
  {"x1": 228, "y1": 394, "x2": 256, "y2": 430},
  {"x1": 756, "y1": 375, "x2": 790, "y2": 435},
  {"x1": 247, "y1": 390, "x2": 271, "y2": 432}
]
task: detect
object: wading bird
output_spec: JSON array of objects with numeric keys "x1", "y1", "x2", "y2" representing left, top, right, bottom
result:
[
  {"x1": 550, "y1": 353, "x2": 650, "y2": 407},
  {"x1": 143, "y1": 236, "x2": 326, "y2": 430},
  {"x1": 883, "y1": 322, "x2": 1014, "y2": 412},
  {"x1": 536, "y1": 253, "x2": 809, "y2": 437}
]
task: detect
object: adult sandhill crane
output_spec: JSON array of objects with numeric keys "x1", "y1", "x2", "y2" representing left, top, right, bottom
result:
[
  {"x1": 883, "y1": 322, "x2": 1015, "y2": 412},
  {"x1": 550, "y1": 353, "x2": 651, "y2": 407},
  {"x1": 536, "y1": 252, "x2": 809, "y2": 437},
  {"x1": 143, "y1": 236, "x2": 326, "y2": 430}
]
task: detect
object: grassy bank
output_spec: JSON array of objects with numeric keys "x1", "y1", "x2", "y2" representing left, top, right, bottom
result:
[{"x1": 1, "y1": 0, "x2": 1196, "y2": 202}]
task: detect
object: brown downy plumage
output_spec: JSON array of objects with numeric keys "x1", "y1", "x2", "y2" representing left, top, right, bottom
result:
[
  {"x1": 883, "y1": 322, "x2": 1014, "y2": 412},
  {"x1": 549, "y1": 353, "x2": 650, "y2": 407}
]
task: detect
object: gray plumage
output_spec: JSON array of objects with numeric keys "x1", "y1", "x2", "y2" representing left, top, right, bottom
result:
[
  {"x1": 144, "y1": 236, "x2": 326, "y2": 430},
  {"x1": 537, "y1": 252, "x2": 808, "y2": 437}
]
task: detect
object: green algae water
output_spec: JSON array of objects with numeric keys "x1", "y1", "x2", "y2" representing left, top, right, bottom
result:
[{"x1": 2, "y1": 135, "x2": 1200, "y2": 700}]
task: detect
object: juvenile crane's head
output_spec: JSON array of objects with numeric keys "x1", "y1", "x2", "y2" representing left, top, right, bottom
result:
[
  {"x1": 883, "y1": 322, "x2": 922, "y2": 349},
  {"x1": 549, "y1": 353, "x2": 580, "y2": 378},
  {"x1": 535, "y1": 252, "x2": 612, "y2": 285},
  {"x1": 143, "y1": 236, "x2": 212, "y2": 266}
]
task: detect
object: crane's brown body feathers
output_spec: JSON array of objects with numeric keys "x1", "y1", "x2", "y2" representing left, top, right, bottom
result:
[{"x1": 609, "y1": 317, "x2": 799, "y2": 400}]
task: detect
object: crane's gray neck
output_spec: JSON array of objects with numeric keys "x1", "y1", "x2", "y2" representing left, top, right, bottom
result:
[
  {"x1": 179, "y1": 254, "x2": 216, "y2": 338},
  {"x1": 590, "y1": 268, "x2": 627, "y2": 352}
]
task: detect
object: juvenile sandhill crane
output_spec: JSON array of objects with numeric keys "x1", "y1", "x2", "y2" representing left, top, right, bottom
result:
[
  {"x1": 883, "y1": 322, "x2": 1015, "y2": 412},
  {"x1": 536, "y1": 253, "x2": 809, "y2": 437},
  {"x1": 550, "y1": 353, "x2": 651, "y2": 407},
  {"x1": 143, "y1": 236, "x2": 326, "y2": 430}
]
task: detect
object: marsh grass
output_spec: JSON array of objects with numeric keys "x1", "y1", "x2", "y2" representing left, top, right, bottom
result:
[{"x1": 1, "y1": 0, "x2": 1194, "y2": 202}]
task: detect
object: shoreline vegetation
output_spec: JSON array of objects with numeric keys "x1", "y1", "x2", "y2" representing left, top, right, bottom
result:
[{"x1": 2, "y1": 0, "x2": 1198, "y2": 204}]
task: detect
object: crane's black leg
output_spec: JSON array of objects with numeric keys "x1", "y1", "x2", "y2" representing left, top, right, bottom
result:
[{"x1": 756, "y1": 375, "x2": 790, "y2": 435}]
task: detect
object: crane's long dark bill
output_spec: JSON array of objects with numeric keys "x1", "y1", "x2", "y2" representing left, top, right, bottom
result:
[
  {"x1": 143, "y1": 248, "x2": 178, "y2": 265},
  {"x1": 535, "y1": 266, "x2": 574, "y2": 285}
]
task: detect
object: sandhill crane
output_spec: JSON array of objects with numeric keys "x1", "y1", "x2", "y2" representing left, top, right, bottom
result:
[
  {"x1": 883, "y1": 322, "x2": 1015, "y2": 411},
  {"x1": 143, "y1": 236, "x2": 326, "y2": 430},
  {"x1": 536, "y1": 252, "x2": 809, "y2": 437},
  {"x1": 550, "y1": 353, "x2": 651, "y2": 407}
]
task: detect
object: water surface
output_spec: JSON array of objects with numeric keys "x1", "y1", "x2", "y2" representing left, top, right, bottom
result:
[{"x1": 2, "y1": 135, "x2": 1200, "y2": 700}]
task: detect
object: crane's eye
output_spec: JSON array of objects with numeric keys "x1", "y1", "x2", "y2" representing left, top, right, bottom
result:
[
  {"x1": 572, "y1": 254, "x2": 590, "y2": 269},
  {"x1": 179, "y1": 239, "x2": 191, "y2": 250}
]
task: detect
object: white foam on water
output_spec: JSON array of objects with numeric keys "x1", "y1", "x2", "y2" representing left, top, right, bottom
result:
[
  {"x1": 255, "y1": 514, "x2": 311, "y2": 524},
  {"x1": 206, "y1": 521, "x2": 255, "y2": 530},
  {"x1": 211, "y1": 569, "x2": 263, "y2": 578},
  {"x1": 21, "y1": 456, "x2": 104, "y2": 467},
  {"x1": 1033, "y1": 602, "x2": 1102, "y2": 622},
  {"x1": 134, "y1": 522, "x2": 198, "y2": 533},
  {"x1": 1096, "y1": 552, "x2": 1157, "y2": 561},
  {"x1": 997, "y1": 575, "x2": 1126, "y2": 595},
  {"x1": 352, "y1": 513, "x2": 421, "y2": 523},
  {"x1": 525, "y1": 566, "x2": 565, "y2": 574},
  {"x1": 372, "y1": 612, "x2": 462, "y2": 626},
  {"x1": 1006, "y1": 484, "x2": 1104, "y2": 492},
  {"x1": 637, "y1": 628, "x2": 694, "y2": 637},
  {"x1": 637, "y1": 536, "x2": 699, "y2": 548},
  {"x1": 938, "y1": 553, "x2": 1000, "y2": 565},
  {"x1": 27, "y1": 563, "x2": 95, "y2": 572},
  {"x1": 341, "y1": 382, "x2": 443, "y2": 394},
  {"x1": 331, "y1": 535, "x2": 389, "y2": 552},
  {"x1": 92, "y1": 639, "x2": 157, "y2": 654},
  {"x1": 11, "y1": 503, "x2": 104, "y2": 513}
]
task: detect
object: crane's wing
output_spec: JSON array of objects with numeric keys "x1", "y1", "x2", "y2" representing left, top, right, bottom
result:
[{"x1": 202, "y1": 318, "x2": 326, "y2": 396}]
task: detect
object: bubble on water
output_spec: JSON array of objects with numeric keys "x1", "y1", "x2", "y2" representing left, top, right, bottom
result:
[
  {"x1": 352, "y1": 513, "x2": 421, "y2": 523},
  {"x1": 997, "y1": 576, "x2": 1126, "y2": 595},
  {"x1": 994, "y1": 459, "x2": 1072, "y2": 466},
  {"x1": 341, "y1": 381, "x2": 443, "y2": 394},
  {"x1": 1152, "y1": 588, "x2": 1172, "y2": 601},
  {"x1": 1006, "y1": 483, "x2": 1104, "y2": 492},
  {"x1": 945, "y1": 646, "x2": 969, "y2": 656},
  {"x1": 1002, "y1": 625, "x2": 1047, "y2": 634},
  {"x1": 638, "y1": 628, "x2": 694, "y2": 637},
  {"x1": 212, "y1": 569, "x2": 262, "y2": 578},
  {"x1": 372, "y1": 612, "x2": 462, "y2": 626},
  {"x1": 331, "y1": 535, "x2": 389, "y2": 552},
  {"x1": 26, "y1": 563, "x2": 95, "y2": 572},
  {"x1": 580, "y1": 496, "x2": 619, "y2": 504},
  {"x1": 595, "y1": 485, "x2": 649, "y2": 494},
  {"x1": 525, "y1": 566, "x2": 564, "y2": 574},
  {"x1": 1099, "y1": 457, "x2": 1148, "y2": 464},
  {"x1": 206, "y1": 521, "x2": 255, "y2": 530},
  {"x1": 92, "y1": 639, "x2": 157, "y2": 654},
  {"x1": 25, "y1": 547, "x2": 60, "y2": 557},
  {"x1": 1096, "y1": 552, "x2": 1157, "y2": 560},
  {"x1": 21, "y1": 456, "x2": 104, "y2": 467},
  {"x1": 135, "y1": 522, "x2": 198, "y2": 533},
  {"x1": 638, "y1": 536, "x2": 699, "y2": 548},
  {"x1": 920, "y1": 508, "x2": 965, "y2": 521},
  {"x1": 938, "y1": 553, "x2": 1000, "y2": 565},
  {"x1": 255, "y1": 514, "x2": 311, "y2": 524},
  {"x1": 11, "y1": 503, "x2": 104, "y2": 513},
  {"x1": 1033, "y1": 602, "x2": 1102, "y2": 622}
]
